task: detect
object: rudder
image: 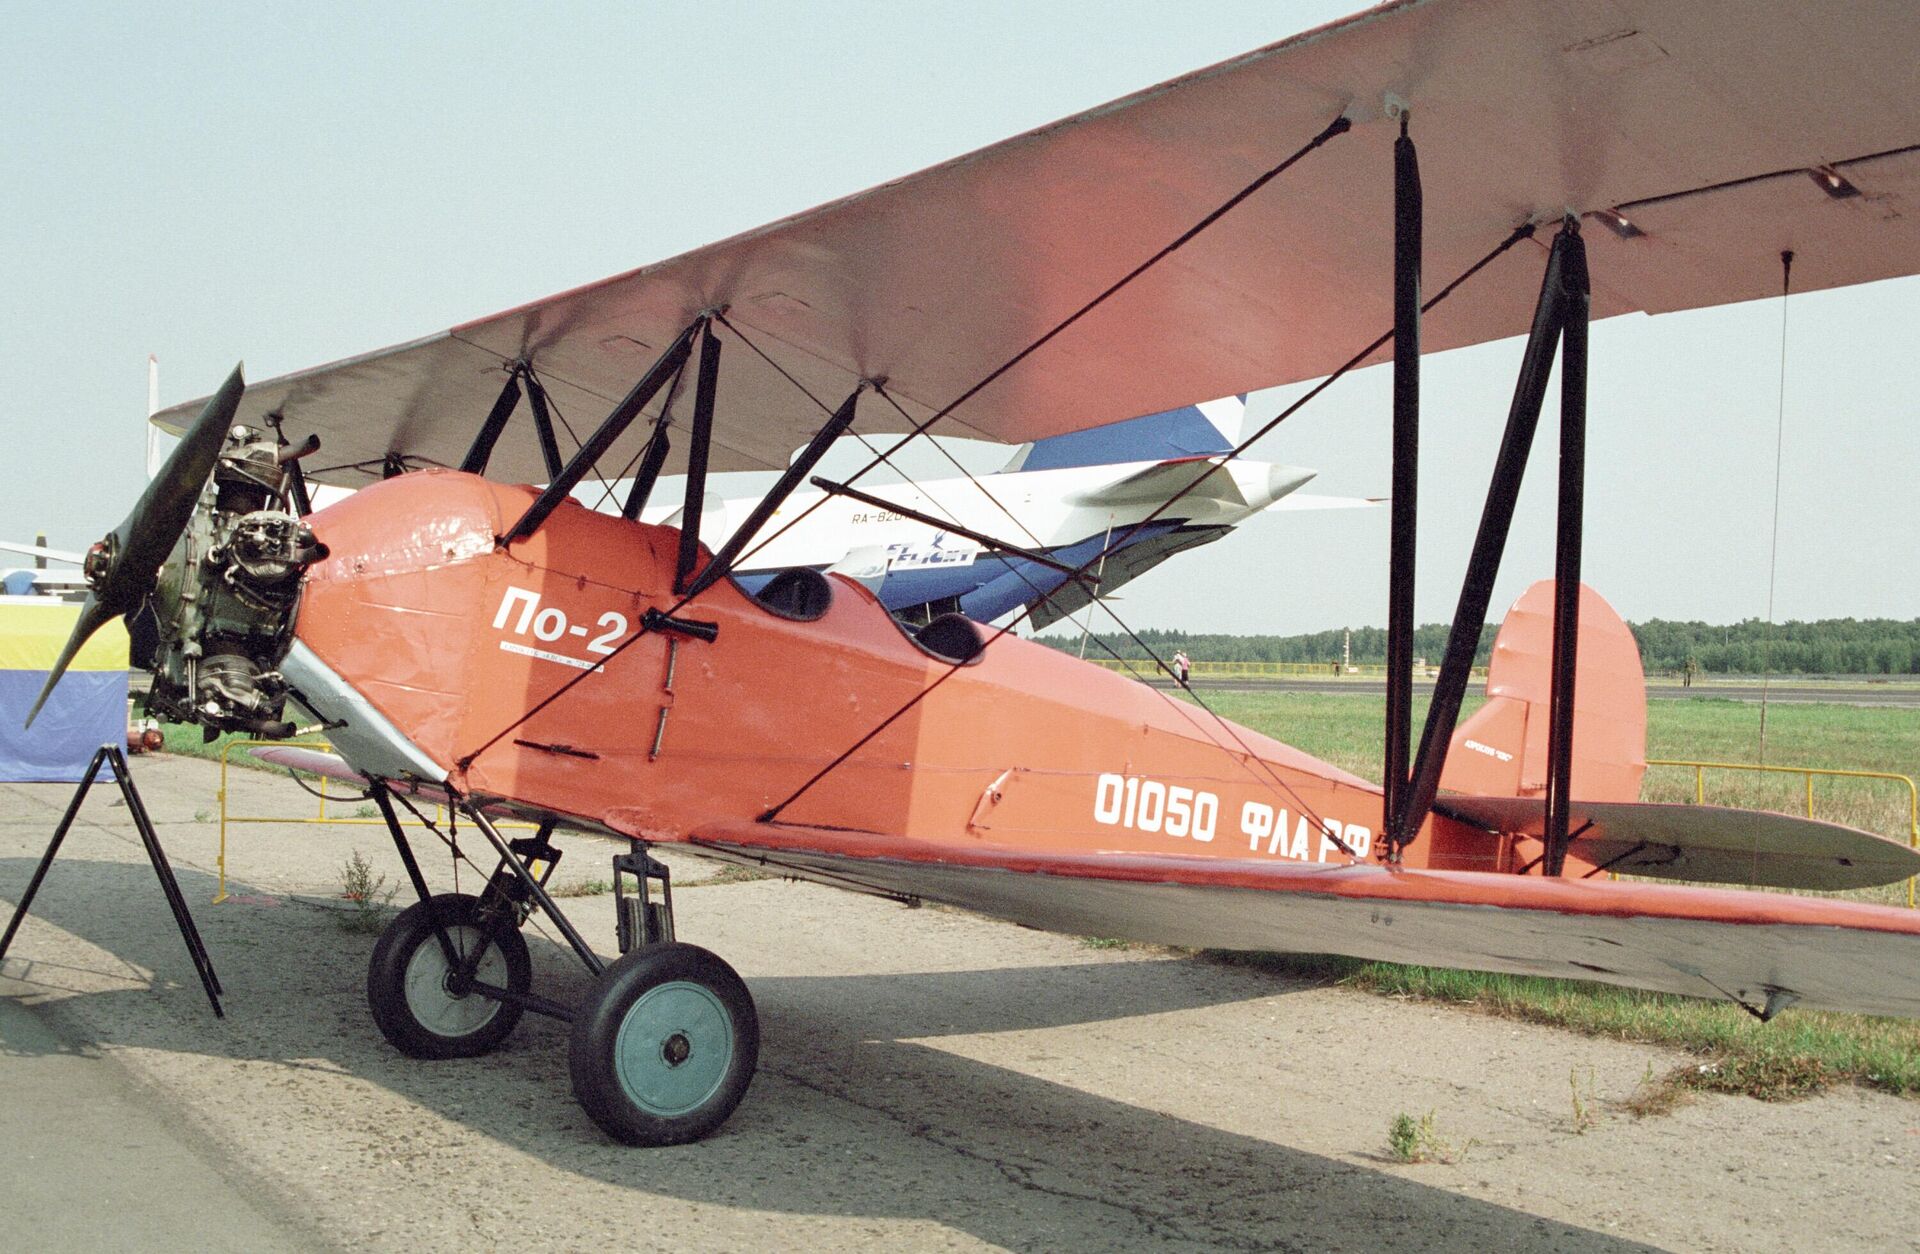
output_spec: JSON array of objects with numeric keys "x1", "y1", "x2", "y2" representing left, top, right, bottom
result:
[{"x1": 1438, "y1": 580, "x2": 1646, "y2": 803}]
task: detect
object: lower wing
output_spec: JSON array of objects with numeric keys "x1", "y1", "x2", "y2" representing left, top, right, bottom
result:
[{"x1": 687, "y1": 818, "x2": 1920, "y2": 1020}]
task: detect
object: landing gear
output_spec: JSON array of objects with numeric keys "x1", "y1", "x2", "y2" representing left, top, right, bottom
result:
[
  {"x1": 569, "y1": 943, "x2": 759, "y2": 1146},
  {"x1": 367, "y1": 892, "x2": 531, "y2": 1058},
  {"x1": 364, "y1": 786, "x2": 760, "y2": 1143}
]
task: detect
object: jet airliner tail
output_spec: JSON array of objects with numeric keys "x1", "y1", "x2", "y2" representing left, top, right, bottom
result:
[{"x1": 1005, "y1": 396, "x2": 1246, "y2": 472}]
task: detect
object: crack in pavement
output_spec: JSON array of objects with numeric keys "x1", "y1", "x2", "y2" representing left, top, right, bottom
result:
[{"x1": 763, "y1": 1062, "x2": 1286, "y2": 1252}]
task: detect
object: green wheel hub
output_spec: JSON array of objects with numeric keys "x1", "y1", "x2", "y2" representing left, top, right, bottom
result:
[{"x1": 612, "y1": 980, "x2": 735, "y2": 1116}]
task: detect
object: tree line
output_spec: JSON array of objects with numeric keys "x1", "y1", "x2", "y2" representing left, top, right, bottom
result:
[{"x1": 1047, "y1": 617, "x2": 1920, "y2": 676}]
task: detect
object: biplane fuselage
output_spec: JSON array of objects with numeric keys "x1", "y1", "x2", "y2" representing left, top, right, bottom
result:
[{"x1": 292, "y1": 469, "x2": 1526, "y2": 877}]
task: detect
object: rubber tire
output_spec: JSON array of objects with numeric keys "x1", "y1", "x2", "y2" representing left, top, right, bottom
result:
[
  {"x1": 568, "y1": 943, "x2": 759, "y2": 1146},
  {"x1": 368, "y1": 892, "x2": 531, "y2": 1059}
]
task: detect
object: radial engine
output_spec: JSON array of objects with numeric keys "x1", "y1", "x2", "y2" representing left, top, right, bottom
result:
[{"x1": 137, "y1": 425, "x2": 328, "y2": 737}]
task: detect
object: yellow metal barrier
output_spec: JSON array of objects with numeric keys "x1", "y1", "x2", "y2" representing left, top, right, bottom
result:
[
  {"x1": 215, "y1": 739, "x2": 532, "y2": 903},
  {"x1": 1646, "y1": 758, "x2": 1920, "y2": 908}
]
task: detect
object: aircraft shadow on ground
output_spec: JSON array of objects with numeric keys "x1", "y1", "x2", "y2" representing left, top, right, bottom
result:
[{"x1": 0, "y1": 857, "x2": 1654, "y2": 1251}]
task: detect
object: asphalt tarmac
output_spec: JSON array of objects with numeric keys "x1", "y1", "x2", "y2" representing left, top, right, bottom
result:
[{"x1": 0, "y1": 997, "x2": 318, "y2": 1251}]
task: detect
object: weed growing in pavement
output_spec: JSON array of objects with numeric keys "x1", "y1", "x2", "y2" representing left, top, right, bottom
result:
[
  {"x1": 1569, "y1": 1067, "x2": 1598, "y2": 1133},
  {"x1": 679, "y1": 863, "x2": 772, "y2": 887},
  {"x1": 1386, "y1": 1110, "x2": 1471, "y2": 1164},
  {"x1": 337, "y1": 849, "x2": 396, "y2": 933},
  {"x1": 1620, "y1": 1062, "x2": 1689, "y2": 1119}
]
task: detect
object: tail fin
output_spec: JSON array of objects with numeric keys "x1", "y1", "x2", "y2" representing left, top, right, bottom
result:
[
  {"x1": 1006, "y1": 395, "x2": 1246, "y2": 472},
  {"x1": 1438, "y1": 580, "x2": 1646, "y2": 802}
]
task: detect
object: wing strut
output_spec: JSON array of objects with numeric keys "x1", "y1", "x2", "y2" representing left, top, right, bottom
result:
[
  {"x1": 501, "y1": 316, "x2": 704, "y2": 546},
  {"x1": 458, "y1": 368, "x2": 526, "y2": 476},
  {"x1": 621, "y1": 352, "x2": 691, "y2": 520},
  {"x1": 672, "y1": 320, "x2": 722, "y2": 593},
  {"x1": 264, "y1": 410, "x2": 319, "y2": 517},
  {"x1": 680, "y1": 382, "x2": 866, "y2": 600},
  {"x1": 1389, "y1": 220, "x2": 1592, "y2": 863},
  {"x1": 1383, "y1": 109, "x2": 1421, "y2": 857},
  {"x1": 621, "y1": 424, "x2": 673, "y2": 520},
  {"x1": 525, "y1": 370, "x2": 566, "y2": 481},
  {"x1": 1543, "y1": 226, "x2": 1592, "y2": 875}
]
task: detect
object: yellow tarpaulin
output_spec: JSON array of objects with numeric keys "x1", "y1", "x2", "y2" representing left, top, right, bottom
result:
[{"x1": 0, "y1": 600, "x2": 129, "y2": 672}]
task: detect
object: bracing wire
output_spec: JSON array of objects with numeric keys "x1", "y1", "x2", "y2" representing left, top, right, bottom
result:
[
  {"x1": 863, "y1": 387, "x2": 1346, "y2": 836},
  {"x1": 715, "y1": 112, "x2": 1355, "y2": 572},
  {"x1": 758, "y1": 220, "x2": 1533, "y2": 824},
  {"x1": 1758, "y1": 250, "x2": 1794, "y2": 762},
  {"x1": 456, "y1": 122, "x2": 1513, "y2": 811}
]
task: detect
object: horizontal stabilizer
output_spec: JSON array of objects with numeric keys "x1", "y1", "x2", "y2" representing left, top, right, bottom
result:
[
  {"x1": 680, "y1": 818, "x2": 1920, "y2": 1019},
  {"x1": 1433, "y1": 796, "x2": 1920, "y2": 891}
]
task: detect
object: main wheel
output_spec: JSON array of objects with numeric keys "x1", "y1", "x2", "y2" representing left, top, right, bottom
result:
[
  {"x1": 568, "y1": 943, "x2": 759, "y2": 1146},
  {"x1": 368, "y1": 892, "x2": 531, "y2": 1059}
]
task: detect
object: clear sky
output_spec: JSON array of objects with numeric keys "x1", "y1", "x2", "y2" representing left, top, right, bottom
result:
[{"x1": 4, "y1": 2, "x2": 1915, "y2": 636}]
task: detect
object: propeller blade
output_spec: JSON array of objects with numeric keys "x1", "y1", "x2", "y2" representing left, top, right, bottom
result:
[
  {"x1": 99, "y1": 363, "x2": 245, "y2": 614},
  {"x1": 24, "y1": 363, "x2": 245, "y2": 730},
  {"x1": 23, "y1": 594, "x2": 120, "y2": 729}
]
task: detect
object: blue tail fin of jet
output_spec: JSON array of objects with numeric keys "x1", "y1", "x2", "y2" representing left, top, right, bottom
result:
[{"x1": 1007, "y1": 396, "x2": 1246, "y2": 472}]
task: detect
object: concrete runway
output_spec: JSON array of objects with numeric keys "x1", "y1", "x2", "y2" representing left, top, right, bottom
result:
[{"x1": 3, "y1": 754, "x2": 1918, "y2": 1251}]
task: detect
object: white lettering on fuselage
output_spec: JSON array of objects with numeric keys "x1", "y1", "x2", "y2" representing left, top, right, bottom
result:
[
  {"x1": 1239, "y1": 800, "x2": 1372, "y2": 861},
  {"x1": 491, "y1": 585, "x2": 625, "y2": 671},
  {"x1": 1093, "y1": 774, "x2": 1218, "y2": 841},
  {"x1": 1089, "y1": 773, "x2": 1369, "y2": 861}
]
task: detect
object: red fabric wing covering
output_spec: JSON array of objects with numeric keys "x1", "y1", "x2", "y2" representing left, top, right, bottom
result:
[
  {"x1": 685, "y1": 818, "x2": 1920, "y2": 1018},
  {"x1": 1440, "y1": 581, "x2": 1646, "y2": 802}
]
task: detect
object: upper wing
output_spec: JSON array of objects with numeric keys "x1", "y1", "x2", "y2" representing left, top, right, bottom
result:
[
  {"x1": 687, "y1": 817, "x2": 1920, "y2": 1018},
  {"x1": 155, "y1": 0, "x2": 1920, "y2": 487}
]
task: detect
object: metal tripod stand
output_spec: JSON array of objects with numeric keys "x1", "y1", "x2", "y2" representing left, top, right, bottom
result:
[{"x1": 0, "y1": 744, "x2": 223, "y2": 1017}]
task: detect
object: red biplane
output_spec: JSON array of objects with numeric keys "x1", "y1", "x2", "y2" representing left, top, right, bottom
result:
[{"x1": 24, "y1": 0, "x2": 1920, "y2": 1145}]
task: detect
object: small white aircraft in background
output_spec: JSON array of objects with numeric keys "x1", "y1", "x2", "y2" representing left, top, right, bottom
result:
[
  {"x1": 645, "y1": 395, "x2": 1379, "y2": 627},
  {"x1": 0, "y1": 539, "x2": 88, "y2": 599}
]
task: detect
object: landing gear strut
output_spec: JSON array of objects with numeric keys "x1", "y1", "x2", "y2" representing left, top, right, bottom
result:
[{"x1": 364, "y1": 786, "x2": 760, "y2": 1145}]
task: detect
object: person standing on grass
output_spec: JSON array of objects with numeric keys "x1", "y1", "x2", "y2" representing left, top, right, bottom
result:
[{"x1": 1172, "y1": 649, "x2": 1191, "y2": 686}]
